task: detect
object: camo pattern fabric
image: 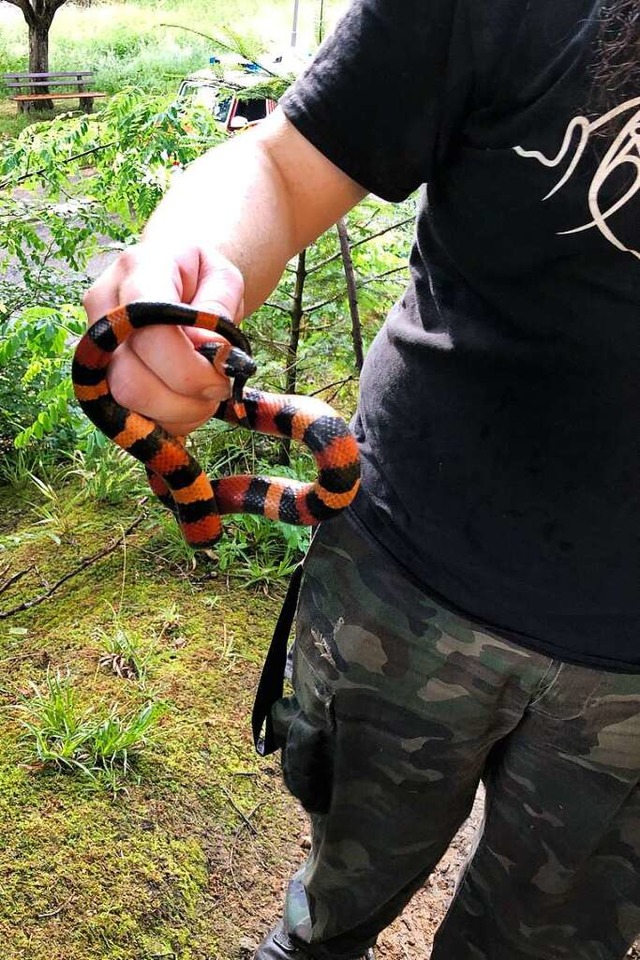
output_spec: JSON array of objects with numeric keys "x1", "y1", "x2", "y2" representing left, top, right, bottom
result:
[{"x1": 273, "y1": 511, "x2": 640, "y2": 960}]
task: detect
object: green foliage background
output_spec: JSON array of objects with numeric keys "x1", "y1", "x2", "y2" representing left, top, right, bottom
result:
[
  {"x1": 0, "y1": 74, "x2": 414, "y2": 568},
  {"x1": 0, "y1": 4, "x2": 417, "y2": 957}
]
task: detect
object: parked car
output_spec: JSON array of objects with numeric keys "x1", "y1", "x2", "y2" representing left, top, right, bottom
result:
[{"x1": 177, "y1": 56, "x2": 278, "y2": 134}]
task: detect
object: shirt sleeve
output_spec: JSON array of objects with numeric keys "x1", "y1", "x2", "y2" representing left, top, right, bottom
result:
[{"x1": 280, "y1": 0, "x2": 474, "y2": 202}]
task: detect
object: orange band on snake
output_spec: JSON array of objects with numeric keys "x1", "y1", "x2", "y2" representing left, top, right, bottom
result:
[{"x1": 72, "y1": 302, "x2": 361, "y2": 549}]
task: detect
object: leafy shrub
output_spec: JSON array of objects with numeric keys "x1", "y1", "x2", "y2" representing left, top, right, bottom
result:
[{"x1": 0, "y1": 90, "x2": 225, "y2": 463}]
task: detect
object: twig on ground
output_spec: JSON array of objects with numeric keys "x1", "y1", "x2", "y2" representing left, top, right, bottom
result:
[
  {"x1": 0, "y1": 564, "x2": 36, "y2": 597},
  {"x1": 0, "y1": 651, "x2": 47, "y2": 665},
  {"x1": 219, "y1": 784, "x2": 260, "y2": 836},
  {"x1": 0, "y1": 514, "x2": 145, "y2": 620},
  {"x1": 224, "y1": 800, "x2": 265, "y2": 889},
  {"x1": 36, "y1": 894, "x2": 75, "y2": 919}
]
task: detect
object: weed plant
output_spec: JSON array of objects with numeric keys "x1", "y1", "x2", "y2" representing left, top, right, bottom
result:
[
  {"x1": 68, "y1": 446, "x2": 148, "y2": 507},
  {"x1": 145, "y1": 499, "x2": 309, "y2": 585},
  {"x1": 97, "y1": 624, "x2": 152, "y2": 682},
  {"x1": 0, "y1": 446, "x2": 43, "y2": 488},
  {"x1": 16, "y1": 671, "x2": 164, "y2": 791},
  {"x1": 27, "y1": 470, "x2": 85, "y2": 544}
]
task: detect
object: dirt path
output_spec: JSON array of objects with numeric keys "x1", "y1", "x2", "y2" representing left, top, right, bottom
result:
[
  {"x1": 231, "y1": 784, "x2": 483, "y2": 959},
  {"x1": 3, "y1": 191, "x2": 117, "y2": 287},
  {"x1": 377, "y1": 790, "x2": 483, "y2": 959}
]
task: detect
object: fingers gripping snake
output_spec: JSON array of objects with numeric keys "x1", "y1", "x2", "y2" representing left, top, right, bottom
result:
[{"x1": 72, "y1": 302, "x2": 361, "y2": 549}]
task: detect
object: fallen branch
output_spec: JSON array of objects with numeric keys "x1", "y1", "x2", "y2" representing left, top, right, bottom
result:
[
  {"x1": 0, "y1": 564, "x2": 35, "y2": 597},
  {"x1": 159, "y1": 23, "x2": 277, "y2": 76},
  {"x1": 0, "y1": 142, "x2": 117, "y2": 192},
  {"x1": 0, "y1": 651, "x2": 49, "y2": 666},
  {"x1": 224, "y1": 799, "x2": 265, "y2": 889},
  {"x1": 0, "y1": 514, "x2": 146, "y2": 620}
]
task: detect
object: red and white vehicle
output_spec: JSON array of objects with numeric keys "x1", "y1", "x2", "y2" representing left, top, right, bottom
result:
[{"x1": 177, "y1": 55, "x2": 282, "y2": 134}]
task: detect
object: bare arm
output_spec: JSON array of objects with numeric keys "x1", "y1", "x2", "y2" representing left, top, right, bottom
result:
[
  {"x1": 84, "y1": 109, "x2": 366, "y2": 435},
  {"x1": 143, "y1": 108, "x2": 366, "y2": 314}
]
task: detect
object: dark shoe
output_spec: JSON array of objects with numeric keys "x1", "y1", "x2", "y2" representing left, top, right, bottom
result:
[{"x1": 254, "y1": 922, "x2": 374, "y2": 960}]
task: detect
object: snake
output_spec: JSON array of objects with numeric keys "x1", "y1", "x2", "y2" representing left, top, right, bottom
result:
[{"x1": 72, "y1": 302, "x2": 361, "y2": 549}]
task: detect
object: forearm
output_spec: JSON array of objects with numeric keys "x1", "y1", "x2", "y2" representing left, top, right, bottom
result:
[
  {"x1": 142, "y1": 108, "x2": 367, "y2": 317},
  {"x1": 83, "y1": 108, "x2": 366, "y2": 436},
  {"x1": 142, "y1": 128, "x2": 294, "y2": 316}
]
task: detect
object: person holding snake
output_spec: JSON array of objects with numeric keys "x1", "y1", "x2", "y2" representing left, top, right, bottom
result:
[{"x1": 83, "y1": 1, "x2": 640, "y2": 958}]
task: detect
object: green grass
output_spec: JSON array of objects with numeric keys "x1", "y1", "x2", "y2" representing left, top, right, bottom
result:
[
  {"x1": 0, "y1": 482, "x2": 306, "y2": 958},
  {"x1": 16, "y1": 670, "x2": 165, "y2": 790},
  {"x1": 0, "y1": 99, "x2": 75, "y2": 138}
]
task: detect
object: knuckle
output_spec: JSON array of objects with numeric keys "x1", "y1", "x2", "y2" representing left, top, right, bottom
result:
[
  {"x1": 108, "y1": 370, "x2": 138, "y2": 411},
  {"x1": 82, "y1": 287, "x2": 95, "y2": 310},
  {"x1": 115, "y1": 246, "x2": 145, "y2": 274}
]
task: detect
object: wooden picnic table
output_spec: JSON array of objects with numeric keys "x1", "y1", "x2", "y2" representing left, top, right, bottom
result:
[{"x1": 2, "y1": 71, "x2": 106, "y2": 113}]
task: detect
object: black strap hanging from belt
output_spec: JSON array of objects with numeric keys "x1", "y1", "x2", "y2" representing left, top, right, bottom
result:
[{"x1": 251, "y1": 562, "x2": 303, "y2": 756}]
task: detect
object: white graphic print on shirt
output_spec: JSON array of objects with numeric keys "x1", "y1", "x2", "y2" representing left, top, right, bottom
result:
[{"x1": 514, "y1": 96, "x2": 640, "y2": 260}]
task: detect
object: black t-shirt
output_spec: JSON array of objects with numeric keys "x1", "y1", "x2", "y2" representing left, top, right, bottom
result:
[{"x1": 281, "y1": 0, "x2": 640, "y2": 671}]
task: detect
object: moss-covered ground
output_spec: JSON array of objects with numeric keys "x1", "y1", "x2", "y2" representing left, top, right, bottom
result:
[{"x1": 0, "y1": 482, "x2": 304, "y2": 960}]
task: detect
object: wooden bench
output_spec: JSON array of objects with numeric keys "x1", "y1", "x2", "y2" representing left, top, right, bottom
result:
[{"x1": 1, "y1": 71, "x2": 106, "y2": 113}]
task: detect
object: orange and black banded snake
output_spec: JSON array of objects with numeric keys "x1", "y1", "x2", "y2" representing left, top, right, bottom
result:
[{"x1": 72, "y1": 302, "x2": 361, "y2": 549}]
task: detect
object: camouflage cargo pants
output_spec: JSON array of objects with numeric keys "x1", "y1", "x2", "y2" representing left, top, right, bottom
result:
[{"x1": 272, "y1": 511, "x2": 640, "y2": 960}]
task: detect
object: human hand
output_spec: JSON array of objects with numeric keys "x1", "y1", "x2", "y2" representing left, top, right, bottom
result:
[{"x1": 83, "y1": 242, "x2": 245, "y2": 436}]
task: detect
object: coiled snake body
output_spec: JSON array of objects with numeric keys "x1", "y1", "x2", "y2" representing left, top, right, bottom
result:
[{"x1": 72, "y1": 302, "x2": 361, "y2": 549}]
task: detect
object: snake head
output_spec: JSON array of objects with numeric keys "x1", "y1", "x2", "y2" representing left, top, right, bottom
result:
[
  {"x1": 197, "y1": 340, "x2": 257, "y2": 379},
  {"x1": 197, "y1": 340, "x2": 256, "y2": 428}
]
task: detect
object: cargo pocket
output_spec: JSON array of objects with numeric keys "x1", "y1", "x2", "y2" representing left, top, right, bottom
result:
[{"x1": 271, "y1": 687, "x2": 335, "y2": 815}]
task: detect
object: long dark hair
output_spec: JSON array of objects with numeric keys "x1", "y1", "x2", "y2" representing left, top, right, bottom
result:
[{"x1": 591, "y1": 0, "x2": 640, "y2": 114}]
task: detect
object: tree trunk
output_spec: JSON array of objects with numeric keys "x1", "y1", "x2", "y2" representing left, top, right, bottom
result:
[
  {"x1": 336, "y1": 218, "x2": 364, "y2": 371},
  {"x1": 278, "y1": 248, "x2": 307, "y2": 466},
  {"x1": 316, "y1": 0, "x2": 325, "y2": 44},
  {"x1": 27, "y1": 19, "x2": 53, "y2": 111}
]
